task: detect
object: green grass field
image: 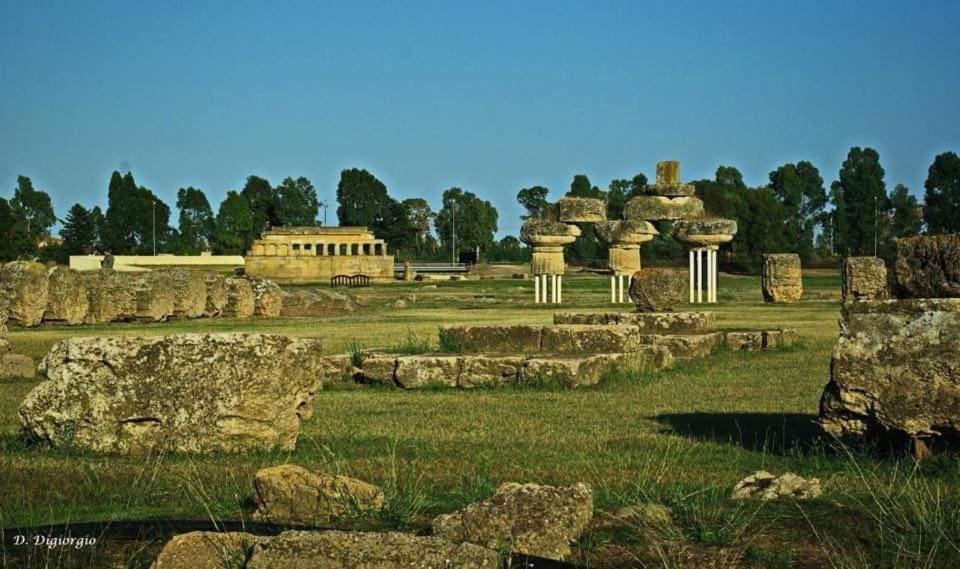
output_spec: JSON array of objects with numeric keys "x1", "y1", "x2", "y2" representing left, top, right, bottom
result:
[{"x1": 2, "y1": 271, "x2": 958, "y2": 567}]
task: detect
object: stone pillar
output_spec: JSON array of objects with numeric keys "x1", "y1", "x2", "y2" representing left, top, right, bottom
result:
[{"x1": 762, "y1": 254, "x2": 803, "y2": 303}]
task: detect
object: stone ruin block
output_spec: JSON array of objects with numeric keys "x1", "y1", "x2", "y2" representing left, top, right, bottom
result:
[
  {"x1": 438, "y1": 324, "x2": 543, "y2": 353},
  {"x1": 629, "y1": 268, "x2": 686, "y2": 312},
  {"x1": 0, "y1": 261, "x2": 49, "y2": 327},
  {"x1": 43, "y1": 266, "x2": 89, "y2": 325},
  {"x1": 530, "y1": 247, "x2": 566, "y2": 275},
  {"x1": 607, "y1": 246, "x2": 641, "y2": 274},
  {"x1": 638, "y1": 332, "x2": 725, "y2": 359},
  {"x1": 554, "y1": 311, "x2": 715, "y2": 333},
  {"x1": 540, "y1": 325, "x2": 640, "y2": 354},
  {"x1": 895, "y1": 234, "x2": 960, "y2": 298},
  {"x1": 725, "y1": 331, "x2": 764, "y2": 351},
  {"x1": 222, "y1": 277, "x2": 255, "y2": 318},
  {"x1": 623, "y1": 195, "x2": 704, "y2": 221},
  {"x1": 519, "y1": 219, "x2": 581, "y2": 246},
  {"x1": 656, "y1": 160, "x2": 680, "y2": 186},
  {"x1": 673, "y1": 218, "x2": 738, "y2": 246},
  {"x1": 163, "y1": 269, "x2": 207, "y2": 318},
  {"x1": 394, "y1": 355, "x2": 460, "y2": 388},
  {"x1": 458, "y1": 355, "x2": 526, "y2": 388},
  {"x1": 357, "y1": 355, "x2": 397, "y2": 384},
  {"x1": 247, "y1": 277, "x2": 283, "y2": 317},
  {"x1": 203, "y1": 273, "x2": 228, "y2": 317},
  {"x1": 130, "y1": 271, "x2": 176, "y2": 321},
  {"x1": 761, "y1": 254, "x2": 803, "y2": 303},
  {"x1": 19, "y1": 333, "x2": 328, "y2": 453},
  {"x1": 83, "y1": 270, "x2": 137, "y2": 324},
  {"x1": 594, "y1": 220, "x2": 658, "y2": 245},
  {"x1": 763, "y1": 329, "x2": 798, "y2": 349},
  {"x1": 556, "y1": 197, "x2": 606, "y2": 223},
  {"x1": 819, "y1": 298, "x2": 960, "y2": 442},
  {"x1": 842, "y1": 256, "x2": 888, "y2": 302}
]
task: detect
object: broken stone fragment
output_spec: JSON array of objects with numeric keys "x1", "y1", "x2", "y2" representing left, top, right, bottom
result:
[
  {"x1": 895, "y1": 234, "x2": 960, "y2": 298},
  {"x1": 152, "y1": 531, "x2": 267, "y2": 569},
  {"x1": 222, "y1": 277, "x2": 255, "y2": 318},
  {"x1": 0, "y1": 261, "x2": 49, "y2": 327},
  {"x1": 594, "y1": 220, "x2": 658, "y2": 245},
  {"x1": 673, "y1": 218, "x2": 738, "y2": 246},
  {"x1": 555, "y1": 197, "x2": 607, "y2": 223},
  {"x1": 842, "y1": 256, "x2": 888, "y2": 303},
  {"x1": 732, "y1": 471, "x2": 822, "y2": 501},
  {"x1": 432, "y1": 482, "x2": 593, "y2": 561},
  {"x1": 623, "y1": 195, "x2": 704, "y2": 221},
  {"x1": 161, "y1": 268, "x2": 208, "y2": 318},
  {"x1": 44, "y1": 266, "x2": 88, "y2": 325},
  {"x1": 629, "y1": 268, "x2": 686, "y2": 312},
  {"x1": 253, "y1": 464, "x2": 385, "y2": 524}
]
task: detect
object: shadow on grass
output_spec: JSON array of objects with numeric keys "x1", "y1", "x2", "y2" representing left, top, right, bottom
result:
[{"x1": 652, "y1": 412, "x2": 821, "y2": 455}]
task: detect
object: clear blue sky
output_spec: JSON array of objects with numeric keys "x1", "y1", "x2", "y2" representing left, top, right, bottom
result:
[{"x1": 2, "y1": 1, "x2": 958, "y2": 237}]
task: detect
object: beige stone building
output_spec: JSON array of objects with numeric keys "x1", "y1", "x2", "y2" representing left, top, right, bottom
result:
[{"x1": 245, "y1": 227, "x2": 394, "y2": 282}]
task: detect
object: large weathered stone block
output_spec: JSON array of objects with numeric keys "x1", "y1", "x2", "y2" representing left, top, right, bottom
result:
[
  {"x1": 222, "y1": 277, "x2": 254, "y2": 318},
  {"x1": 556, "y1": 197, "x2": 606, "y2": 223},
  {"x1": 458, "y1": 355, "x2": 525, "y2": 388},
  {"x1": 439, "y1": 324, "x2": 543, "y2": 353},
  {"x1": 629, "y1": 268, "x2": 686, "y2": 312},
  {"x1": 761, "y1": 254, "x2": 803, "y2": 303},
  {"x1": 0, "y1": 353, "x2": 35, "y2": 378},
  {"x1": 842, "y1": 256, "x2": 888, "y2": 302},
  {"x1": 44, "y1": 266, "x2": 88, "y2": 325},
  {"x1": 153, "y1": 531, "x2": 269, "y2": 569},
  {"x1": 0, "y1": 261, "x2": 49, "y2": 327},
  {"x1": 638, "y1": 332, "x2": 725, "y2": 359},
  {"x1": 248, "y1": 277, "x2": 283, "y2": 317},
  {"x1": 623, "y1": 196, "x2": 704, "y2": 221},
  {"x1": 519, "y1": 219, "x2": 580, "y2": 246},
  {"x1": 553, "y1": 311, "x2": 715, "y2": 332},
  {"x1": 162, "y1": 269, "x2": 207, "y2": 318},
  {"x1": 607, "y1": 245, "x2": 642, "y2": 274},
  {"x1": 541, "y1": 325, "x2": 640, "y2": 354},
  {"x1": 203, "y1": 273, "x2": 228, "y2": 317},
  {"x1": 895, "y1": 234, "x2": 960, "y2": 298},
  {"x1": 594, "y1": 220, "x2": 658, "y2": 245},
  {"x1": 432, "y1": 482, "x2": 593, "y2": 560},
  {"x1": 246, "y1": 530, "x2": 498, "y2": 568},
  {"x1": 130, "y1": 271, "x2": 176, "y2": 321},
  {"x1": 530, "y1": 246, "x2": 566, "y2": 275},
  {"x1": 819, "y1": 299, "x2": 960, "y2": 440},
  {"x1": 83, "y1": 270, "x2": 137, "y2": 324},
  {"x1": 19, "y1": 333, "x2": 327, "y2": 453},
  {"x1": 394, "y1": 355, "x2": 460, "y2": 388},
  {"x1": 673, "y1": 218, "x2": 738, "y2": 246},
  {"x1": 253, "y1": 464, "x2": 384, "y2": 524}
]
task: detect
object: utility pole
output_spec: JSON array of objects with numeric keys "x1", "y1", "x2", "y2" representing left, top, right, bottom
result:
[
  {"x1": 873, "y1": 195, "x2": 878, "y2": 257},
  {"x1": 152, "y1": 200, "x2": 157, "y2": 256},
  {"x1": 449, "y1": 198, "x2": 457, "y2": 264},
  {"x1": 320, "y1": 200, "x2": 328, "y2": 226}
]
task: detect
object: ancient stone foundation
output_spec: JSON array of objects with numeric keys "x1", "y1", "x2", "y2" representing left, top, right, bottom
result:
[
  {"x1": 842, "y1": 256, "x2": 888, "y2": 302},
  {"x1": 761, "y1": 254, "x2": 803, "y2": 303}
]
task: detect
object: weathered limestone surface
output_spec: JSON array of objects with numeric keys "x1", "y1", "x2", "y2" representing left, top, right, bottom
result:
[
  {"x1": 248, "y1": 277, "x2": 283, "y2": 317},
  {"x1": 280, "y1": 289, "x2": 357, "y2": 318},
  {"x1": 163, "y1": 269, "x2": 208, "y2": 318},
  {"x1": 673, "y1": 218, "x2": 738, "y2": 246},
  {"x1": 895, "y1": 234, "x2": 960, "y2": 298},
  {"x1": 842, "y1": 256, "x2": 888, "y2": 302},
  {"x1": 357, "y1": 355, "x2": 397, "y2": 384},
  {"x1": 222, "y1": 277, "x2": 255, "y2": 318},
  {"x1": 130, "y1": 271, "x2": 176, "y2": 321},
  {"x1": 439, "y1": 324, "x2": 543, "y2": 353},
  {"x1": 525, "y1": 349, "x2": 672, "y2": 387},
  {"x1": 732, "y1": 471, "x2": 822, "y2": 501},
  {"x1": 246, "y1": 530, "x2": 498, "y2": 569},
  {"x1": 623, "y1": 196, "x2": 704, "y2": 221},
  {"x1": 83, "y1": 270, "x2": 137, "y2": 324},
  {"x1": 638, "y1": 332, "x2": 724, "y2": 359},
  {"x1": 629, "y1": 268, "x2": 686, "y2": 312},
  {"x1": 0, "y1": 261, "x2": 49, "y2": 327},
  {"x1": 43, "y1": 266, "x2": 88, "y2": 325},
  {"x1": 553, "y1": 311, "x2": 715, "y2": 333},
  {"x1": 253, "y1": 464, "x2": 384, "y2": 524},
  {"x1": 541, "y1": 325, "x2": 640, "y2": 354},
  {"x1": 0, "y1": 353, "x2": 35, "y2": 378},
  {"x1": 432, "y1": 482, "x2": 593, "y2": 560},
  {"x1": 203, "y1": 273, "x2": 228, "y2": 317},
  {"x1": 594, "y1": 220, "x2": 658, "y2": 245},
  {"x1": 530, "y1": 246, "x2": 566, "y2": 275},
  {"x1": 607, "y1": 245, "x2": 642, "y2": 274},
  {"x1": 761, "y1": 254, "x2": 803, "y2": 303},
  {"x1": 725, "y1": 331, "x2": 764, "y2": 352},
  {"x1": 395, "y1": 355, "x2": 460, "y2": 388},
  {"x1": 819, "y1": 299, "x2": 960, "y2": 440},
  {"x1": 153, "y1": 531, "x2": 267, "y2": 569},
  {"x1": 556, "y1": 197, "x2": 606, "y2": 223},
  {"x1": 519, "y1": 219, "x2": 581, "y2": 246},
  {"x1": 763, "y1": 329, "x2": 798, "y2": 349},
  {"x1": 19, "y1": 333, "x2": 327, "y2": 453},
  {"x1": 459, "y1": 355, "x2": 525, "y2": 388}
]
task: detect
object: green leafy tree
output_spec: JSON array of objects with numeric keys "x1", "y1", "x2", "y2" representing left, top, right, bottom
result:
[
  {"x1": 768, "y1": 161, "x2": 827, "y2": 262},
  {"x1": 0, "y1": 198, "x2": 34, "y2": 260},
  {"x1": 60, "y1": 204, "x2": 99, "y2": 256},
  {"x1": 488, "y1": 235, "x2": 530, "y2": 263},
  {"x1": 565, "y1": 175, "x2": 605, "y2": 261},
  {"x1": 103, "y1": 171, "x2": 138, "y2": 253},
  {"x1": 607, "y1": 173, "x2": 647, "y2": 219},
  {"x1": 240, "y1": 175, "x2": 275, "y2": 237},
  {"x1": 213, "y1": 191, "x2": 254, "y2": 254},
  {"x1": 516, "y1": 186, "x2": 550, "y2": 219},
  {"x1": 888, "y1": 184, "x2": 922, "y2": 238},
  {"x1": 831, "y1": 147, "x2": 888, "y2": 257},
  {"x1": 336, "y1": 168, "x2": 392, "y2": 228},
  {"x1": 273, "y1": 176, "x2": 319, "y2": 226},
  {"x1": 435, "y1": 188, "x2": 499, "y2": 260},
  {"x1": 923, "y1": 151, "x2": 960, "y2": 234},
  {"x1": 10, "y1": 176, "x2": 57, "y2": 247},
  {"x1": 176, "y1": 187, "x2": 215, "y2": 254},
  {"x1": 401, "y1": 198, "x2": 437, "y2": 256}
]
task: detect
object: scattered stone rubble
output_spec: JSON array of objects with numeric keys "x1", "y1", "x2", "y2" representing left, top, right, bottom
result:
[
  {"x1": 253, "y1": 464, "x2": 385, "y2": 524},
  {"x1": 732, "y1": 471, "x2": 822, "y2": 501},
  {"x1": 18, "y1": 334, "x2": 333, "y2": 453},
  {"x1": 820, "y1": 239, "x2": 960, "y2": 452},
  {"x1": 761, "y1": 253, "x2": 803, "y2": 303}
]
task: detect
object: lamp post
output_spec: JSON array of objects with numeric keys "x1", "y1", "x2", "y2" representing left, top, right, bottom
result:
[
  {"x1": 448, "y1": 198, "x2": 457, "y2": 264},
  {"x1": 152, "y1": 200, "x2": 156, "y2": 256}
]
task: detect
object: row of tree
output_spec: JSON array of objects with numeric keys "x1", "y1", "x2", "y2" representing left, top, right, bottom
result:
[{"x1": 514, "y1": 148, "x2": 959, "y2": 269}]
